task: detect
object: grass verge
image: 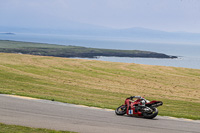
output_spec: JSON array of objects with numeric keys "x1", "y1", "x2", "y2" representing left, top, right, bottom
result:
[
  {"x1": 0, "y1": 53, "x2": 199, "y2": 120},
  {"x1": 0, "y1": 123, "x2": 76, "y2": 133}
]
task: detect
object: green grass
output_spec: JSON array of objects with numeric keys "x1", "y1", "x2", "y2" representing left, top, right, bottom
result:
[
  {"x1": 0, "y1": 53, "x2": 199, "y2": 120},
  {"x1": 0, "y1": 123, "x2": 76, "y2": 133},
  {"x1": 0, "y1": 40, "x2": 68, "y2": 48},
  {"x1": 156, "y1": 99, "x2": 200, "y2": 120}
]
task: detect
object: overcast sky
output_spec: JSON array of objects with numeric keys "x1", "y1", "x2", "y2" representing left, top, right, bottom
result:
[{"x1": 1, "y1": 0, "x2": 200, "y2": 33}]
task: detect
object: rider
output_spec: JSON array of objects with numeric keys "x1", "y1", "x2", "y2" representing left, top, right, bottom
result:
[{"x1": 129, "y1": 96, "x2": 149, "y2": 107}]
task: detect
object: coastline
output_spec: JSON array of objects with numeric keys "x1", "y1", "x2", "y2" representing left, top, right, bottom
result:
[{"x1": 0, "y1": 40, "x2": 177, "y2": 59}]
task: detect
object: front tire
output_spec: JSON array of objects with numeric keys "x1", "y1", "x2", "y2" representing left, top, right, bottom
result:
[
  {"x1": 115, "y1": 105, "x2": 127, "y2": 115},
  {"x1": 143, "y1": 107, "x2": 158, "y2": 119}
]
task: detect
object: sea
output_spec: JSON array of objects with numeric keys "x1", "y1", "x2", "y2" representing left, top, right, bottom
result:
[{"x1": 0, "y1": 33, "x2": 200, "y2": 69}]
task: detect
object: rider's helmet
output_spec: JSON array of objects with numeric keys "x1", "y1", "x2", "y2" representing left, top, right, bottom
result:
[{"x1": 141, "y1": 99, "x2": 146, "y2": 106}]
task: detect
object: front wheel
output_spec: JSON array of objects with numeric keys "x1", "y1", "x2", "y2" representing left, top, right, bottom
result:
[
  {"x1": 143, "y1": 107, "x2": 158, "y2": 119},
  {"x1": 115, "y1": 105, "x2": 127, "y2": 115}
]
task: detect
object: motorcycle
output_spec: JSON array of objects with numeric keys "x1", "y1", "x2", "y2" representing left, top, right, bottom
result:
[{"x1": 115, "y1": 96, "x2": 163, "y2": 119}]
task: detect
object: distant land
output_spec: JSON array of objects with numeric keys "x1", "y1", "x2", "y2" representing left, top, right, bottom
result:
[
  {"x1": 1, "y1": 20, "x2": 200, "y2": 44},
  {"x1": 0, "y1": 32, "x2": 15, "y2": 35},
  {"x1": 0, "y1": 40, "x2": 177, "y2": 58}
]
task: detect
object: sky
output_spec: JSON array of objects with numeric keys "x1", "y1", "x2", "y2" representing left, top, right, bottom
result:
[{"x1": 1, "y1": 0, "x2": 200, "y2": 33}]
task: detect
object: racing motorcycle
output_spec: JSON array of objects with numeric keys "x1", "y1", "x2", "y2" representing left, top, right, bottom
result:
[{"x1": 115, "y1": 96, "x2": 163, "y2": 119}]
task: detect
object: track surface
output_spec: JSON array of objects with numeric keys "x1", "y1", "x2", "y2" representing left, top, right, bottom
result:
[{"x1": 0, "y1": 94, "x2": 199, "y2": 133}]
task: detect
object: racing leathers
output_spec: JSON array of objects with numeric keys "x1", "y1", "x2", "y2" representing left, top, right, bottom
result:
[{"x1": 129, "y1": 96, "x2": 149, "y2": 107}]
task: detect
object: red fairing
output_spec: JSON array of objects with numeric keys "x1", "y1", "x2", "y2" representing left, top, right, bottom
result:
[{"x1": 125, "y1": 98, "x2": 142, "y2": 116}]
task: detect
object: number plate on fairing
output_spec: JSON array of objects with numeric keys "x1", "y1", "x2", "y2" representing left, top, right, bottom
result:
[{"x1": 129, "y1": 110, "x2": 133, "y2": 114}]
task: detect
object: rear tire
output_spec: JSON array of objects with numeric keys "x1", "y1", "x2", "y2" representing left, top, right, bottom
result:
[
  {"x1": 115, "y1": 105, "x2": 127, "y2": 115},
  {"x1": 143, "y1": 107, "x2": 158, "y2": 119}
]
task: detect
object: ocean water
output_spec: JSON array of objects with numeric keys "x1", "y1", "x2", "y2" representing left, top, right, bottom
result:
[
  {"x1": 0, "y1": 33, "x2": 200, "y2": 69},
  {"x1": 73, "y1": 56, "x2": 200, "y2": 69}
]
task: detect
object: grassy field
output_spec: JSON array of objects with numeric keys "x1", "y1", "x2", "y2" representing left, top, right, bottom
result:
[
  {"x1": 0, "y1": 53, "x2": 199, "y2": 120},
  {"x1": 0, "y1": 123, "x2": 76, "y2": 133}
]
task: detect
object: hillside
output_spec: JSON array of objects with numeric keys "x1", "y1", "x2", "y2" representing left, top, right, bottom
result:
[
  {"x1": 0, "y1": 53, "x2": 199, "y2": 119},
  {"x1": 0, "y1": 40, "x2": 177, "y2": 58}
]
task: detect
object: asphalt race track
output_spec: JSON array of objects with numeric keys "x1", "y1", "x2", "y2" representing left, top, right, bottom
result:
[{"x1": 0, "y1": 94, "x2": 199, "y2": 133}]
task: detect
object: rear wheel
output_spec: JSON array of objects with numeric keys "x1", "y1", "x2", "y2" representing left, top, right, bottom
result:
[
  {"x1": 115, "y1": 105, "x2": 127, "y2": 115},
  {"x1": 143, "y1": 107, "x2": 158, "y2": 119}
]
